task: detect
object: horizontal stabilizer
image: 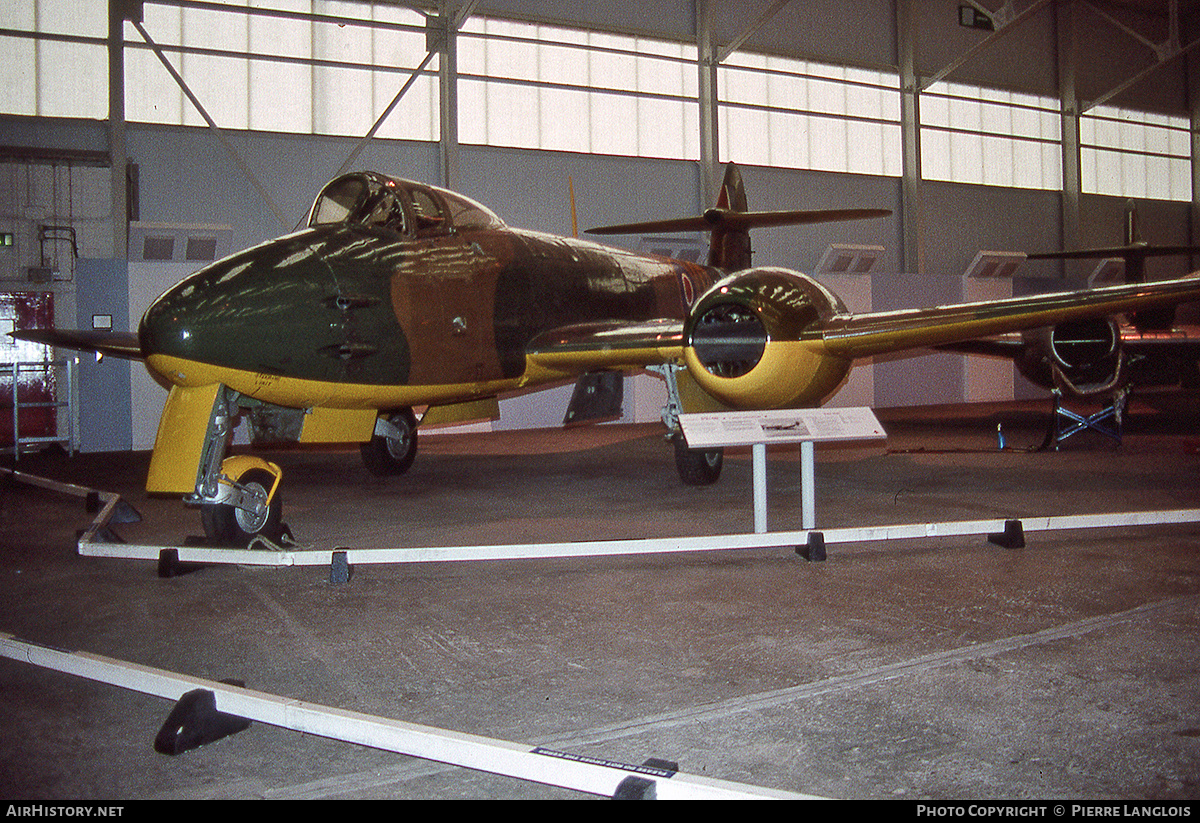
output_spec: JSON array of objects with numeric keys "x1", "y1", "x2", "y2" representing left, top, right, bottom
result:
[
  {"x1": 586, "y1": 207, "x2": 891, "y2": 236},
  {"x1": 1028, "y1": 243, "x2": 1200, "y2": 261},
  {"x1": 10, "y1": 329, "x2": 143, "y2": 360}
]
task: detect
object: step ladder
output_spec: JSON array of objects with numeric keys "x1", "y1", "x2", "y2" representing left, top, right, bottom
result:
[{"x1": 3, "y1": 357, "x2": 77, "y2": 459}]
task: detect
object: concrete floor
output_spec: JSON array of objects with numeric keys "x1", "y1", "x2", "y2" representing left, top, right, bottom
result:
[{"x1": 1, "y1": 398, "x2": 1199, "y2": 800}]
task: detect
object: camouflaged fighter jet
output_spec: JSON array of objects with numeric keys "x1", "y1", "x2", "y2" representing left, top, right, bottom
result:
[{"x1": 15, "y1": 164, "x2": 1200, "y2": 544}]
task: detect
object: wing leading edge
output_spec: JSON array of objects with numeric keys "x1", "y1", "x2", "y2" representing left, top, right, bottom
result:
[
  {"x1": 525, "y1": 275, "x2": 1200, "y2": 371},
  {"x1": 817, "y1": 274, "x2": 1200, "y2": 360},
  {"x1": 10, "y1": 329, "x2": 143, "y2": 360}
]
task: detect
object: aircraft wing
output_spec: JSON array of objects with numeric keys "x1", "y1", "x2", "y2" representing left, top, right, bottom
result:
[
  {"x1": 938, "y1": 326, "x2": 1200, "y2": 359},
  {"x1": 818, "y1": 274, "x2": 1200, "y2": 360},
  {"x1": 524, "y1": 277, "x2": 1200, "y2": 374},
  {"x1": 8, "y1": 329, "x2": 144, "y2": 360},
  {"x1": 525, "y1": 319, "x2": 685, "y2": 372}
]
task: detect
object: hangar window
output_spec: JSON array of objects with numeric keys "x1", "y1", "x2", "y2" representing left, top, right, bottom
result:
[
  {"x1": 1080, "y1": 107, "x2": 1191, "y2": 202},
  {"x1": 2, "y1": 1, "x2": 1193, "y2": 203},
  {"x1": 920, "y1": 81, "x2": 1063, "y2": 192},
  {"x1": 120, "y1": 0, "x2": 438, "y2": 140},
  {"x1": 717, "y1": 54, "x2": 903, "y2": 178},
  {"x1": 0, "y1": 1, "x2": 106, "y2": 119},
  {"x1": 457, "y1": 17, "x2": 698, "y2": 161}
]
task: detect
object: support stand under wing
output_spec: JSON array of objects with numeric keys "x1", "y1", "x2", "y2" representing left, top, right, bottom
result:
[{"x1": 1037, "y1": 387, "x2": 1129, "y2": 451}]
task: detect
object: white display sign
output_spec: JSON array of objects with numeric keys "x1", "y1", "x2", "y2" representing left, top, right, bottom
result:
[{"x1": 678, "y1": 407, "x2": 886, "y2": 449}]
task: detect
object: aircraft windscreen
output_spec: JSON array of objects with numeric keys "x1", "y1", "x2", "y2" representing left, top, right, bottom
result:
[
  {"x1": 310, "y1": 177, "x2": 368, "y2": 226},
  {"x1": 442, "y1": 191, "x2": 504, "y2": 230}
]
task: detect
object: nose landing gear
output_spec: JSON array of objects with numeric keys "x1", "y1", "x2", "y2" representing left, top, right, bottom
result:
[
  {"x1": 186, "y1": 386, "x2": 286, "y2": 546},
  {"x1": 198, "y1": 458, "x2": 284, "y2": 546}
]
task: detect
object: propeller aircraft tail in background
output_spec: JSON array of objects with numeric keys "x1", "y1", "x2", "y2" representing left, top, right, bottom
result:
[{"x1": 939, "y1": 200, "x2": 1200, "y2": 448}]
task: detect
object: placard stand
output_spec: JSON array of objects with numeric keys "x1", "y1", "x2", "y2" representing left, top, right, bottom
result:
[{"x1": 680, "y1": 407, "x2": 887, "y2": 533}]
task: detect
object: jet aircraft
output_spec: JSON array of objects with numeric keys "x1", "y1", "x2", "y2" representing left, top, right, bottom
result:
[{"x1": 15, "y1": 165, "x2": 1200, "y2": 544}]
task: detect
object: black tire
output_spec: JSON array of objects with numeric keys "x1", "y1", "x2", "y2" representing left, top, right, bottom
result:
[
  {"x1": 674, "y1": 437, "x2": 723, "y2": 485},
  {"x1": 200, "y1": 468, "x2": 283, "y2": 546},
  {"x1": 360, "y1": 408, "x2": 418, "y2": 476}
]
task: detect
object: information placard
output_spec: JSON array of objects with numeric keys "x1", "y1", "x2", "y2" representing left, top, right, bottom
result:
[{"x1": 678, "y1": 407, "x2": 886, "y2": 449}]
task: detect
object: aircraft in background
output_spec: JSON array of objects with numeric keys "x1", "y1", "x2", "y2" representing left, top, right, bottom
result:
[
  {"x1": 15, "y1": 165, "x2": 1200, "y2": 544},
  {"x1": 939, "y1": 201, "x2": 1200, "y2": 448}
]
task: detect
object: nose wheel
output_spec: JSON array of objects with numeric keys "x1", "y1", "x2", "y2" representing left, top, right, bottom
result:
[
  {"x1": 673, "y1": 435, "x2": 724, "y2": 485},
  {"x1": 199, "y1": 463, "x2": 284, "y2": 545}
]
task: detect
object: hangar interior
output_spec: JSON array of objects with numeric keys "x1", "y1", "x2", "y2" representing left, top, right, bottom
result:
[
  {"x1": 5, "y1": 0, "x2": 1200, "y2": 450},
  {"x1": 2, "y1": 0, "x2": 1200, "y2": 802}
]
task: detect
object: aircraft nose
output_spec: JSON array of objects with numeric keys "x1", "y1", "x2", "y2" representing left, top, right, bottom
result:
[{"x1": 139, "y1": 232, "x2": 339, "y2": 381}]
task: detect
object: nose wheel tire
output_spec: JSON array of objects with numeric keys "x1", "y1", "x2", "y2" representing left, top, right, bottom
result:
[
  {"x1": 200, "y1": 468, "x2": 283, "y2": 546},
  {"x1": 361, "y1": 408, "x2": 418, "y2": 476}
]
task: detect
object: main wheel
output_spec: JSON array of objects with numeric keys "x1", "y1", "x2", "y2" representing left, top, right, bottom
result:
[
  {"x1": 201, "y1": 468, "x2": 283, "y2": 546},
  {"x1": 360, "y1": 408, "x2": 418, "y2": 476},
  {"x1": 673, "y1": 437, "x2": 723, "y2": 485}
]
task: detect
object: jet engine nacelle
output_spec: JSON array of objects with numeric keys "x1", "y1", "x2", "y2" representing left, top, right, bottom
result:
[
  {"x1": 1017, "y1": 316, "x2": 1125, "y2": 396},
  {"x1": 682, "y1": 267, "x2": 852, "y2": 409}
]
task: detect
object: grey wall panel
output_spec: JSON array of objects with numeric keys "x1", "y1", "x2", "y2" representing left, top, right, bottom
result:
[
  {"x1": 911, "y1": 0, "x2": 1060, "y2": 97},
  {"x1": 923, "y1": 180, "x2": 1063, "y2": 281},
  {"x1": 125, "y1": 125, "x2": 441, "y2": 252},
  {"x1": 458, "y1": 146, "x2": 699, "y2": 242},
  {"x1": 1074, "y1": 2, "x2": 1190, "y2": 113},
  {"x1": 709, "y1": 0, "x2": 897, "y2": 69},
  {"x1": 75, "y1": 258, "x2": 132, "y2": 453},
  {"x1": 0, "y1": 115, "x2": 109, "y2": 158},
  {"x1": 477, "y1": 0, "x2": 696, "y2": 41}
]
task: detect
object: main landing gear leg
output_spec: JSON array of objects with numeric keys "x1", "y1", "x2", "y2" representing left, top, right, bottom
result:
[
  {"x1": 190, "y1": 386, "x2": 284, "y2": 546},
  {"x1": 649, "y1": 364, "x2": 724, "y2": 486}
]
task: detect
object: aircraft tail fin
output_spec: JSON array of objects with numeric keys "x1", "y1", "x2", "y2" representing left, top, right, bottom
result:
[
  {"x1": 1025, "y1": 199, "x2": 1200, "y2": 330},
  {"x1": 585, "y1": 163, "x2": 889, "y2": 271},
  {"x1": 708, "y1": 164, "x2": 752, "y2": 270}
]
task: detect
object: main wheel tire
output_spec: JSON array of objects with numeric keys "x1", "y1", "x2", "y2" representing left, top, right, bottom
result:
[
  {"x1": 674, "y1": 437, "x2": 723, "y2": 486},
  {"x1": 360, "y1": 408, "x2": 418, "y2": 476},
  {"x1": 200, "y1": 468, "x2": 283, "y2": 546}
]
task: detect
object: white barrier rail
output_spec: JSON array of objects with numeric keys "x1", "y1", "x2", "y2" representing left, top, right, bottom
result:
[
  {"x1": 0, "y1": 633, "x2": 813, "y2": 800},
  {"x1": 5, "y1": 466, "x2": 1198, "y2": 569}
]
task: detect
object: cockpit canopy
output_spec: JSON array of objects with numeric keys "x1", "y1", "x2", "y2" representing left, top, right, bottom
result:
[{"x1": 308, "y1": 171, "x2": 505, "y2": 236}]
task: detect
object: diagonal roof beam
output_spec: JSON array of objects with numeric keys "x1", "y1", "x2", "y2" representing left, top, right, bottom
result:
[
  {"x1": 920, "y1": 0, "x2": 1053, "y2": 91},
  {"x1": 1081, "y1": 0, "x2": 1199, "y2": 111},
  {"x1": 131, "y1": 19, "x2": 291, "y2": 231},
  {"x1": 715, "y1": 0, "x2": 794, "y2": 64}
]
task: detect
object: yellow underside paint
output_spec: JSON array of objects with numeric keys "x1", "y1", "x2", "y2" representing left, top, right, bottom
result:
[
  {"x1": 525, "y1": 345, "x2": 681, "y2": 375},
  {"x1": 675, "y1": 369, "x2": 733, "y2": 414},
  {"x1": 422, "y1": 397, "x2": 502, "y2": 427},
  {"x1": 145, "y1": 347, "x2": 677, "y2": 415},
  {"x1": 683, "y1": 339, "x2": 850, "y2": 409},
  {"x1": 298, "y1": 406, "x2": 379, "y2": 444},
  {"x1": 146, "y1": 383, "x2": 221, "y2": 495},
  {"x1": 146, "y1": 353, "x2": 531, "y2": 411}
]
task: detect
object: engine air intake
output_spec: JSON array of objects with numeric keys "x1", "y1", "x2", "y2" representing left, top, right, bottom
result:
[{"x1": 691, "y1": 303, "x2": 767, "y2": 378}]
